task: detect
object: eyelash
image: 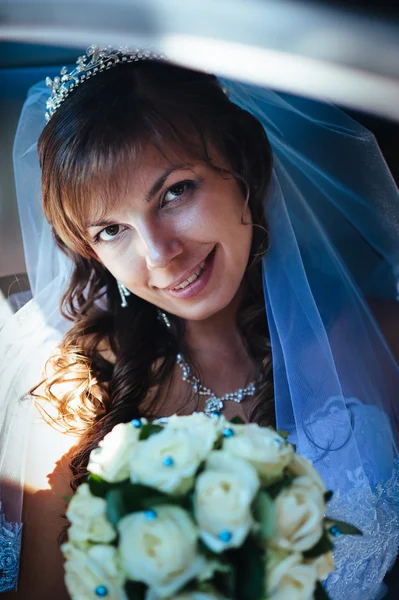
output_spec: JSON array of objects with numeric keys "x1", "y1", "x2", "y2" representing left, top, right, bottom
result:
[
  {"x1": 93, "y1": 224, "x2": 122, "y2": 245},
  {"x1": 160, "y1": 180, "x2": 197, "y2": 207},
  {"x1": 92, "y1": 179, "x2": 198, "y2": 245}
]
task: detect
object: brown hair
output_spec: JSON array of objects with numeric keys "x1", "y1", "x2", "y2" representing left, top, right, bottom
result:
[{"x1": 34, "y1": 58, "x2": 274, "y2": 488}]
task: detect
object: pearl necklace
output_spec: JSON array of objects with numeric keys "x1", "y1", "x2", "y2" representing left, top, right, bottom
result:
[{"x1": 176, "y1": 354, "x2": 260, "y2": 417}]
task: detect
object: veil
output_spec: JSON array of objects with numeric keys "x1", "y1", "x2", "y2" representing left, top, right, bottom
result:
[
  {"x1": 0, "y1": 59, "x2": 398, "y2": 598},
  {"x1": 226, "y1": 83, "x2": 399, "y2": 599}
]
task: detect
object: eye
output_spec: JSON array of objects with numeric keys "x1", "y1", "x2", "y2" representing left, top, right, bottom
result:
[
  {"x1": 95, "y1": 224, "x2": 121, "y2": 243},
  {"x1": 162, "y1": 180, "x2": 196, "y2": 206}
]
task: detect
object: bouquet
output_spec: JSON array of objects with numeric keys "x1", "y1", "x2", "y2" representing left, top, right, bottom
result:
[{"x1": 62, "y1": 413, "x2": 361, "y2": 600}]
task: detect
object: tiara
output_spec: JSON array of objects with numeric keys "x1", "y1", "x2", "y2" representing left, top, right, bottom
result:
[{"x1": 45, "y1": 45, "x2": 163, "y2": 122}]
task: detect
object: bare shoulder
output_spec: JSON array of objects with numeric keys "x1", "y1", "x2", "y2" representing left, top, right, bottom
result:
[{"x1": 14, "y1": 402, "x2": 80, "y2": 599}]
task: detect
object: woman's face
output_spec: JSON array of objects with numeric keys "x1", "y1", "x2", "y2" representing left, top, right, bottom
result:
[{"x1": 86, "y1": 143, "x2": 253, "y2": 321}]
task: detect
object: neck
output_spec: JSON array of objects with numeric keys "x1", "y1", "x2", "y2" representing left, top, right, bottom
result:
[
  {"x1": 183, "y1": 290, "x2": 249, "y2": 366},
  {"x1": 179, "y1": 288, "x2": 260, "y2": 406}
]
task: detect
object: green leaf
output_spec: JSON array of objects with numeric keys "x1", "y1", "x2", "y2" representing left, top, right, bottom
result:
[
  {"x1": 230, "y1": 416, "x2": 244, "y2": 425},
  {"x1": 253, "y1": 491, "x2": 276, "y2": 540},
  {"x1": 198, "y1": 553, "x2": 235, "y2": 599},
  {"x1": 119, "y1": 483, "x2": 164, "y2": 509},
  {"x1": 314, "y1": 580, "x2": 332, "y2": 600},
  {"x1": 105, "y1": 482, "x2": 185, "y2": 525},
  {"x1": 88, "y1": 473, "x2": 117, "y2": 498},
  {"x1": 228, "y1": 536, "x2": 265, "y2": 600},
  {"x1": 106, "y1": 488, "x2": 129, "y2": 527},
  {"x1": 197, "y1": 581, "x2": 221, "y2": 594},
  {"x1": 214, "y1": 563, "x2": 236, "y2": 599},
  {"x1": 141, "y1": 491, "x2": 186, "y2": 510},
  {"x1": 62, "y1": 495, "x2": 72, "y2": 503},
  {"x1": 324, "y1": 490, "x2": 334, "y2": 503},
  {"x1": 325, "y1": 518, "x2": 363, "y2": 536},
  {"x1": 303, "y1": 530, "x2": 334, "y2": 559},
  {"x1": 276, "y1": 430, "x2": 290, "y2": 440},
  {"x1": 124, "y1": 580, "x2": 146, "y2": 600},
  {"x1": 139, "y1": 423, "x2": 163, "y2": 441},
  {"x1": 265, "y1": 474, "x2": 295, "y2": 499},
  {"x1": 213, "y1": 435, "x2": 224, "y2": 450}
]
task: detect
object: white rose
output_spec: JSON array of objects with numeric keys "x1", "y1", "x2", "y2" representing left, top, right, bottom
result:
[
  {"x1": 167, "y1": 412, "x2": 225, "y2": 454},
  {"x1": 194, "y1": 451, "x2": 259, "y2": 553},
  {"x1": 305, "y1": 552, "x2": 334, "y2": 580},
  {"x1": 130, "y1": 426, "x2": 209, "y2": 494},
  {"x1": 287, "y1": 455, "x2": 327, "y2": 494},
  {"x1": 222, "y1": 424, "x2": 294, "y2": 480},
  {"x1": 267, "y1": 549, "x2": 317, "y2": 600},
  {"x1": 67, "y1": 483, "x2": 116, "y2": 544},
  {"x1": 88, "y1": 421, "x2": 144, "y2": 483},
  {"x1": 63, "y1": 542, "x2": 126, "y2": 600},
  {"x1": 272, "y1": 476, "x2": 325, "y2": 552},
  {"x1": 118, "y1": 505, "x2": 206, "y2": 598}
]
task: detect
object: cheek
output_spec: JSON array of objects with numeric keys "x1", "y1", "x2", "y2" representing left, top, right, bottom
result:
[
  {"x1": 95, "y1": 246, "x2": 147, "y2": 288},
  {"x1": 176, "y1": 188, "x2": 248, "y2": 241},
  {"x1": 204, "y1": 194, "x2": 252, "y2": 253}
]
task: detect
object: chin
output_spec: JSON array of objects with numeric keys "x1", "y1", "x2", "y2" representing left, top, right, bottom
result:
[{"x1": 171, "y1": 290, "x2": 240, "y2": 322}]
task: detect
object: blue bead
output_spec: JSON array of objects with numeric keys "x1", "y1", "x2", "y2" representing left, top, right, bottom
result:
[
  {"x1": 162, "y1": 456, "x2": 174, "y2": 467},
  {"x1": 211, "y1": 411, "x2": 222, "y2": 418},
  {"x1": 219, "y1": 530, "x2": 233, "y2": 543},
  {"x1": 95, "y1": 586, "x2": 108, "y2": 597},
  {"x1": 131, "y1": 418, "x2": 142, "y2": 428},
  {"x1": 144, "y1": 509, "x2": 157, "y2": 520},
  {"x1": 223, "y1": 427, "x2": 235, "y2": 438},
  {"x1": 329, "y1": 525, "x2": 341, "y2": 537}
]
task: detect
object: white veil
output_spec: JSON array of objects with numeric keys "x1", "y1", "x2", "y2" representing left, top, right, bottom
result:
[
  {"x1": 0, "y1": 78, "x2": 72, "y2": 592},
  {"x1": 1, "y1": 54, "x2": 398, "y2": 598}
]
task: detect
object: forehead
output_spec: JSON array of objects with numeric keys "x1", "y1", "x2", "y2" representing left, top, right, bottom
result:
[
  {"x1": 131, "y1": 143, "x2": 192, "y2": 187},
  {"x1": 79, "y1": 134, "x2": 231, "y2": 232}
]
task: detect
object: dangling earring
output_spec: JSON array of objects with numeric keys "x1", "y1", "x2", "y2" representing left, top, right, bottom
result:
[
  {"x1": 117, "y1": 281, "x2": 131, "y2": 308},
  {"x1": 157, "y1": 309, "x2": 171, "y2": 329}
]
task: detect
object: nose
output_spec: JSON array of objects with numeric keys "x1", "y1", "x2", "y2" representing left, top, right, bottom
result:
[{"x1": 136, "y1": 221, "x2": 183, "y2": 270}]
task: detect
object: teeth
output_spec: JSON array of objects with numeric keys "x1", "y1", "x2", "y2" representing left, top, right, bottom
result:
[{"x1": 173, "y1": 261, "x2": 206, "y2": 290}]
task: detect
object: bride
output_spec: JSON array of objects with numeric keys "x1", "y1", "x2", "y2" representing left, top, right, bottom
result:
[{"x1": 1, "y1": 47, "x2": 398, "y2": 599}]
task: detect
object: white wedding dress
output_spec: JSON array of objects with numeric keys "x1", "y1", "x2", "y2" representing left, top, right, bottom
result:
[{"x1": 1, "y1": 54, "x2": 399, "y2": 599}]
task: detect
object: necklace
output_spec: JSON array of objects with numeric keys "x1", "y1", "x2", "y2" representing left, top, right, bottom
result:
[{"x1": 176, "y1": 353, "x2": 260, "y2": 417}]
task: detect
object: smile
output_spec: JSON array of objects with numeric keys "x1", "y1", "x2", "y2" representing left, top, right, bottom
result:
[
  {"x1": 161, "y1": 248, "x2": 216, "y2": 300},
  {"x1": 173, "y1": 261, "x2": 205, "y2": 290}
]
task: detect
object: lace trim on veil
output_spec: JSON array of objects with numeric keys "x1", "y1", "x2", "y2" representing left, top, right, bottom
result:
[
  {"x1": 326, "y1": 462, "x2": 399, "y2": 600},
  {"x1": 0, "y1": 504, "x2": 22, "y2": 592}
]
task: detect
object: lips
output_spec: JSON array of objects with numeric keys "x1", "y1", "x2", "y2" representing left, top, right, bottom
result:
[
  {"x1": 161, "y1": 247, "x2": 216, "y2": 300},
  {"x1": 172, "y1": 261, "x2": 206, "y2": 290},
  {"x1": 160, "y1": 249, "x2": 214, "y2": 291}
]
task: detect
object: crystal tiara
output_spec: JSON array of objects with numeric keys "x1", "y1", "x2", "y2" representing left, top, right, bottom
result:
[{"x1": 45, "y1": 45, "x2": 163, "y2": 122}]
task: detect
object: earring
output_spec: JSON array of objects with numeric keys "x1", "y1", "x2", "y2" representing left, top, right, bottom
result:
[
  {"x1": 157, "y1": 309, "x2": 171, "y2": 329},
  {"x1": 117, "y1": 281, "x2": 131, "y2": 308}
]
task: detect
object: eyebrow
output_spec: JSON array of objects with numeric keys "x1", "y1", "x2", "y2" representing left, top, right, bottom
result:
[
  {"x1": 145, "y1": 165, "x2": 187, "y2": 203},
  {"x1": 86, "y1": 165, "x2": 188, "y2": 229}
]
